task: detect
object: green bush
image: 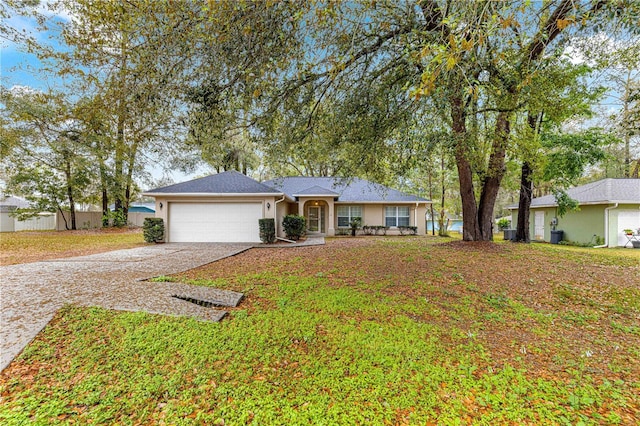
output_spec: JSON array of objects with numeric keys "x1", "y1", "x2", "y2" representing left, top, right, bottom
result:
[
  {"x1": 282, "y1": 214, "x2": 306, "y2": 241},
  {"x1": 259, "y1": 218, "x2": 276, "y2": 244},
  {"x1": 398, "y1": 226, "x2": 418, "y2": 235},
  {"x1": 102, "y1": 209, "x2": 128, "y2": 228},
  {"x1": 143, "y1": 218, "x2": 164, "y2": 243},
  {"x1": 497, "y1": 218, "x2": 511, "y2": 231}
]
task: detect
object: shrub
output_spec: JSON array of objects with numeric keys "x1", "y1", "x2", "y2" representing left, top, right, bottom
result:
[
  {"x1": 335, "y1": 228, "x2": 350, "y2": 236},
  {"x1": 374, "y1": 225, "x2": 388, "y2": 236},
  {"x1": 143, "y1": 218, "x2": 164, "y2": 243},
  {"x1": 258, "y1": 218, "x2": 276, "y2": 244},
  {"x1": 283, "y1": 214, "x2": 306, "y2": 241},
  {"x1": 398, "y1": 226, "x2": 418, "y2": 236},
  {"x1": 362, "y1": 225, "x2": 373, "y2": 235},
  {"x1": 102, "y1": 209, "x2": 128, "y2": 228}
]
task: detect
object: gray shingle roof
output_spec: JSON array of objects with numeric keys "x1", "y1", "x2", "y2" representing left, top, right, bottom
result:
[
  {"x1": 263, "y1": 177, "x2": 429, "y2": 203},
  {"x1": 0, "y1": 196, "x2": 32, "y2": 209},
  {"x1": 509, "y1": 178, "x2": 640, "y2": 209},
  {"x1": 293, "y1": 185, "x2": 340, "y2": 196},
  {"x1": 145, "y1": 171, "x2": 281, "y2": 195}
]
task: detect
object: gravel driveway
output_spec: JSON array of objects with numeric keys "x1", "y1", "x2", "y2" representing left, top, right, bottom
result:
[{"x1": 0, "y1": 243, "x2": 251, "y2": 372}]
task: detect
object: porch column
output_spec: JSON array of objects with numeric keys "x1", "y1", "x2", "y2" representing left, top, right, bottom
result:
[
  {"x1": 298, "y1": 199, "x2": 306, "y2": 217},
  {"x1": 327, "y1": 198, "x2": 335, "y2": 236}
]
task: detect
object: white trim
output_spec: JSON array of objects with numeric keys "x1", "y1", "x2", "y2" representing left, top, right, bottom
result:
[
  {"x1": 335, "y1": 201, "x2": 429, "y2": 205},
  {"x1": 293, "y1": 194, "x2": 338, "y2": 197}
]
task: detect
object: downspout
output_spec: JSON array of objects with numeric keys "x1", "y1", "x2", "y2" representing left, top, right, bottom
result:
[{"x1": 594, "y1": 203, "x2": 618, "y2": 248}]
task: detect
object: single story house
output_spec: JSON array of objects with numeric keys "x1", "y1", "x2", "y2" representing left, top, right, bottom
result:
[
  {"x1": 109, "y1": 203, "x2": 156, "y2": 213},
  {"x1": 426, "y1": 212, "x2": 463, "y2": 233},
  {"x1": 507, "y1": 178, "x2": 640, "y2": 247},
  {"x1": 143, "y1": 171, "x2": 430, "y2": 243}
]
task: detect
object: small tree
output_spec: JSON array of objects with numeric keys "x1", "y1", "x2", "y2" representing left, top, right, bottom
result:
[
  {"x1": 282, "y1": 214, "x2": 305, "y2": 241},
  {"x1": 349, "y1": 217, "x2": 361, "y2": 237}
]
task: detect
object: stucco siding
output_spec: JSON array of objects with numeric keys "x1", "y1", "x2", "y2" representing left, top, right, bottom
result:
[{"x1": 554, "y1": 205, "x2": 605, "y2": 244}]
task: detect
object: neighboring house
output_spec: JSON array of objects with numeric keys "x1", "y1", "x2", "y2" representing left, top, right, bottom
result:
[
  {"x1": 143, "y1": 171, "x2": 430, "y2": 243},
  {"x1": 507, "y1": 178, "x2": 640, "y2": 247},
  {"x1": 0, "y1": 196, "x2": 56, "y2": 232},
  {"x1": 426, "y1": 212, "x2": 463, "y2": 233},
  {"x1": 109, "y1": 203, "x2": 156, "y2": 213}
]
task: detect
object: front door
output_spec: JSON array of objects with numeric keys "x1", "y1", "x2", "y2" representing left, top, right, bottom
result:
[
  {"x1": 308, "y1": 206, "x2": 320, "y2": 232},
  {"x1": 534, "y1": 211, "x2": 545, "y2": 241}
]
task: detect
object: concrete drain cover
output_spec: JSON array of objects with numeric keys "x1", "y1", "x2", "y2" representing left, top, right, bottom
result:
[{"x1": 172, "y1": 295, "x2": 229, "y2": 308}]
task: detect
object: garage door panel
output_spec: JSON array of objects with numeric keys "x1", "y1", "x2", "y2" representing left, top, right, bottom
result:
[{"x1": 169, "y1": 202, "x2": 262, "y2": 242}]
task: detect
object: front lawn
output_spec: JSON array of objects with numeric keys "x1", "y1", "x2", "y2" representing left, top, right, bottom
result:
[
  {"x1": 0, "y1": 228, "x2": 145, "y2": 265},
  {"x1": 1, "y1": 237, "x2": 638, "y2": 424}
]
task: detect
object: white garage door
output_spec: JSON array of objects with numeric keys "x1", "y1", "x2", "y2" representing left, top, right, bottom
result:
[
  {"x1": 169, "y1": 202, "x2": 262, "y2": 242},
  {"x1": 617, "y1": 210, "x2": 640, "y2": 247}
]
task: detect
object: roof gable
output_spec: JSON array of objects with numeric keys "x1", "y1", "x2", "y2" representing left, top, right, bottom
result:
[
  {"x1": 145, "y1": 171, "x2": 281, "y2": 195},
  {"x1": 263, "y1": 176, "x2": 429, "y2": 203},
  {"x1": 293, "y1": 185, "x2": 340, "y2": 196}
]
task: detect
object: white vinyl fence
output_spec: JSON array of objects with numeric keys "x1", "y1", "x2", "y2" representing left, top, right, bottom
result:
[
  {"x1": 15, "y1": 213, "x2": 57, "y2": 231},
  {"x1": 56, "y1": 211, "x2": 154, "y2": 230}
]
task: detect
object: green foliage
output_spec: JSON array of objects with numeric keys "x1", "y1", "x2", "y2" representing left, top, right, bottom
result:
[
  {"x1": 542, "y1": 130, "x2": 609, "y2": 188},
  {"x1": 349, "y1": 216, "x2": 361, "y2": 236},
  {"x1": 362, "y1": 225, "x2": 388, "y2": 236},
  {"x1": 258, "y1": 218, "x2": 276, "y2": 244},
  {"x1": 497, "y1": 218, "x2": 511, "y2": 231},
  {"x1": 142, "y1": 218, "x2": 164, "y2": 243},
  {"x1": 552, "y1": 190, "x2": 581, "y2": 218},
  {"x1": 103, "y1": 209, "x2": 127, "y2": 228},
  {"x1": 282, "y1": 214, "x2": 306, "y2": 241},
  {"x1": 398, "y1": 226, "x2": 418, "y2": 236}
]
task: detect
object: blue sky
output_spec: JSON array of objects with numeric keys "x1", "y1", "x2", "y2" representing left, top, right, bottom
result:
[{"x1": 1, "y1": 3, "x2": 70, "y2": 91}]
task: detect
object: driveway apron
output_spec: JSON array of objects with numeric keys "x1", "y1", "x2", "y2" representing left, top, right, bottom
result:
[{"x1": 0, "y1": 243, "x2": 251, "y2": 372}]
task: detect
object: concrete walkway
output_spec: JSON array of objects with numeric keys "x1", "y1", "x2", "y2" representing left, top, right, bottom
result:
[{"x1": 0, "y1": 243, "x2": 251, "y2": 372}]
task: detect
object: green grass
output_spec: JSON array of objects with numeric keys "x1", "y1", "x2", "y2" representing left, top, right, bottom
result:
[{"x1": 1, "y1": 238, "x2": 638, "y2": 424}]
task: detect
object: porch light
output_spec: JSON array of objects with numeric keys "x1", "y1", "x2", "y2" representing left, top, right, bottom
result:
[
  {"x1": 266, "y1": 202, "x2": 271, "y2": 210},
  {"x1": 159, "y1": 202, "x2": 163, "y2": 209}
]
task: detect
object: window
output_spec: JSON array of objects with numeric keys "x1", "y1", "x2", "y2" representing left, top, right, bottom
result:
[
  {"x1": 337, "y1": 205, "x2": 362, "y2": 227},
  {"x1": 385, "y1": 206, "x2": 410, "y2": 227}
]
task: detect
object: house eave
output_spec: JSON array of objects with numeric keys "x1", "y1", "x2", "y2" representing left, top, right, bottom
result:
[
  {"x1": 143, "y1": 192, "x2": 289, "y2": 200},
  {"x1": 335, "y1": 200, "x2": 431, "y2": 204},
  {"x1": 293, "y1": 194, "x2": 339, "y2": 198}
]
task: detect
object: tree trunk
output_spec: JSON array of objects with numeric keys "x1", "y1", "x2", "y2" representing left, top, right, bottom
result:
[
  {"x1": 64, "y1": 155, "x2": 77, "y2": 230},
  {"x1": 515, "y1": 112, "x2": 542, "y2": 243},
  {"x1": 114, "y1": 31, "x2": 128, "y2": 224},
  {"x1": 428, "y1": 164, "x2": 435, "y2": 235},
  {"x1": 515, "y1": 161, "x2": 533, "y2": 243},
  {"x1": 451, "y1": 94, "x2": 481, "y2": 241},
  {"x1": 477, "y1": 111, "x2": 510, "y2": 240},
  {"x1": 438, "y1": 150, "x2": 447, "y2": 236}
]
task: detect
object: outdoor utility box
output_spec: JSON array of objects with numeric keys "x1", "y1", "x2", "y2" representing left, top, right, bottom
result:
[
  {"x1": 503, "y1": 229, "x2": 516, "y2": 241},
  {"x1": 550, "y1": 230, "x2": 563, "y2": 244}
]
